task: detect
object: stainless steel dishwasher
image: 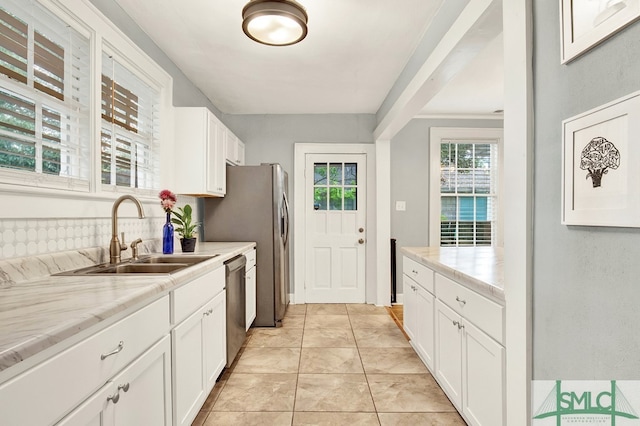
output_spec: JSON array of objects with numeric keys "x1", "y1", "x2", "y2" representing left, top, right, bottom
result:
[{"x1": 225, "y1": 255, "x2": 246, "y2": 367}]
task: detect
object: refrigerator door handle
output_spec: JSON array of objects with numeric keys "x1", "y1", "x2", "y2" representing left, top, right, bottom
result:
[{"x1": 282, "y1": 192, "x2": 290, "y2": 246}]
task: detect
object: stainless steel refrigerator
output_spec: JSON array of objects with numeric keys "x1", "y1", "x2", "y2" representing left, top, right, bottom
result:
[{"x1": 203, "y1": 164, "x2": 290, "y2": 327}]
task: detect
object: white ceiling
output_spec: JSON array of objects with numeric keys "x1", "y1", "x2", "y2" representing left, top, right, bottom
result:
[{"x1": 114, "y1": 0, "x2": 503, "y2": 117}]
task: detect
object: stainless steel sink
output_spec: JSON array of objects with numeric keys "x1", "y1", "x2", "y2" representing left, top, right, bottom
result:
[
  {"x1": 135, "y1": 255, "x2": 218, "y2": 265},
  {"x1": 55, "y1": 254, "x2": 218, "y2": 276}
]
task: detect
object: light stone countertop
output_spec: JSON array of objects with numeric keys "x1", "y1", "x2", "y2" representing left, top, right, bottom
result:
[
  {"x1": 0, "y1": 241, "x2": 255, "y2": 376},
  {"x1": 400, "y1": 246, "x2": 504, "y2": 303}
]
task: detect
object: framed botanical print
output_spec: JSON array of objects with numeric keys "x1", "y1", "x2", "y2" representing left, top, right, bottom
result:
[
  {"x1": 560, "y1": 0, "x2": 640, "y2": 63},
  {"x1": 562, "y1": 91, "x2": 640, "y2": 226}
]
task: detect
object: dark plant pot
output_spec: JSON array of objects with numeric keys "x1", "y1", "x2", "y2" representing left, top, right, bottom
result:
[{"x1": 180, "y1": 237, "x2": 197, "y2": 253}]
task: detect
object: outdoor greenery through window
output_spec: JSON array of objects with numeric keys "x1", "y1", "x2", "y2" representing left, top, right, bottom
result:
[
  {"x1": 313, "y1": 162, "x2": 357, "y2": 211},
  {"x1": 0, "y1": 0, "x2": 90, "y2": 186},
  {"x1": 440, "y1": 141, "x2": 498, "y2": 246},
  {"x1": 101, "y1": 52, "x2": 160, "y2": 190}
]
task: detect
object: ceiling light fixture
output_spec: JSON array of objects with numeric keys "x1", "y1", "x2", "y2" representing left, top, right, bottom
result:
[{"x1": 242, "y1": 0, "x2": 308, "y2": 46}]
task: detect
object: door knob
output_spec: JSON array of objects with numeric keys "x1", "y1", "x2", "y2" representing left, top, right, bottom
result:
[{"x1": 358, "y1": 238, "x2": 365, "y2": 244}]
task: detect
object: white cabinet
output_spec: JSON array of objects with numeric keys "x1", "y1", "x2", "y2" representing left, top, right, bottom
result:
[
  {"x1": 402, "y1": 257, "x2": 435, "y2": 370},
  {"x1": 174, "y1": 107, "x2": 226, "y2": 197},
  {"x1": 0, "y1": 296, "x2": 170, "y2": 426},
  {"x1": 434, "y1": 284, "x2": 505, "y2": 426},
  {"x1": 402, "y1": 255, "x2": 505, "y2": 426},
  {"x1": 58, "y1": 335, "x2": 172, "y2": 426},
  {"x1": 244, "y1": 248, "x2": 256, "y2": 330},
  {"x1": 225, "y1": 130, "x2": 245, "y2": 166},
  {"x1": 172, "y1": 267, "x2": 226, "y2": 426}
]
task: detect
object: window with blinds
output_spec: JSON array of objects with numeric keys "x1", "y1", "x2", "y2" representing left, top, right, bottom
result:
[
  {"x1": 101, "y1": 53, "x2": 160, "y2": 190},
  {"x1": 0, "y1": 0, "x2": 90, "y2": 188},
  {"x1": 440, "y1": 141, "x2": 498, "y2": 246}
]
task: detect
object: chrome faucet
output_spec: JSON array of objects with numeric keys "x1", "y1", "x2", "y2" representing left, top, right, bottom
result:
[{"x1": 110, "y1": 195, "x2": 145, "y2": 264}]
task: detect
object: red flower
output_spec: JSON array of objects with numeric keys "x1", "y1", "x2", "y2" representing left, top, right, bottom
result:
[{"x1": 159, "y1": 189, "x2": 177, "y2": 212}]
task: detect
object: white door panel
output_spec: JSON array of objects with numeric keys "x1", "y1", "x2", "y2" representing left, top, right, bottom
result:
[{"x1": 305, "y1": 154, "x2": 366, "y2": 303}]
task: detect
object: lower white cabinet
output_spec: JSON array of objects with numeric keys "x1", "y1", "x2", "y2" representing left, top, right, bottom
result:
[
  {"x1": 173, "y1": 284, "x2": 226, "y2": 426},
  {"x1": 435, "y1": 299, "x2": 505, "y2": 426},
  {"x1": 58, "y1": 335, "x2": 172, "y2": 426},
  {"x1": 402, "y1": 274, "x2": 435, "y2": 370},
  {"x1": 244, "y1": 248, "x2": 257, "y2": 330}
]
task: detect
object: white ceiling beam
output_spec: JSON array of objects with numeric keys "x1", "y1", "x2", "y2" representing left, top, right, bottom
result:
[{"x1": 374, "y1": 0, "x2": 503, "y2": 140}]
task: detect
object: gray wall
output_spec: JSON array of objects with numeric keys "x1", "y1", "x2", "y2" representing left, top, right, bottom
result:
[
  {"x1": 533, "y1": 1, "x2": 640, "y2": 378},
  {"x1": 390, "y1": 118, "x2": 502, "y2": 295}
]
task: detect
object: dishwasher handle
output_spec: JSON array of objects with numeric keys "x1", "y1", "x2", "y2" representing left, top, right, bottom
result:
[{"x1": 225, "y1": 254, "x2": 246, "y2": 274}]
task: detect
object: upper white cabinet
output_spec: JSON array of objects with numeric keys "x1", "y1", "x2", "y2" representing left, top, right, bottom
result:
[
  {"x1": 225, "y1": 130, "x2": 245, "y2": 166},
  {"x1": 174, "y1": 107, "x2": 226, "y2": 197}
]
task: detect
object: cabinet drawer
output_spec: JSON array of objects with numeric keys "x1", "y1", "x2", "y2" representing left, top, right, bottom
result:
[
  {"x1": 244, "y1": 249, "x2": 256, "y2": 270},
  {"x1": 436, "y1": 274, "x2": 504, "y2": 344},
  {"x1": 0, "y1": 295, "x2": 169, "y2": 426},
  {"x1": 403, "y1": 256, "x2": 434, "y2": 293},
  {"x1": 173, "y1": 266, "x2": 225, "y2": 324}
]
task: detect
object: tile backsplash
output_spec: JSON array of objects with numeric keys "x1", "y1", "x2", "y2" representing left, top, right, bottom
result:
[{"x1": 0, "y1": 217, "x2": 166, "y2": 259}]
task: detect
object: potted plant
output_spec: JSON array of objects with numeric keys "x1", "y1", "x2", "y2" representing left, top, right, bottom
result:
[{"x1": 171, "y1": 204, "x2": 198, "y2": 252}]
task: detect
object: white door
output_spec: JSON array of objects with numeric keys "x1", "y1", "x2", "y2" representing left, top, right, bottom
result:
[{"x1": 305, "y1": 154, "x2": 366, "y2": 303}]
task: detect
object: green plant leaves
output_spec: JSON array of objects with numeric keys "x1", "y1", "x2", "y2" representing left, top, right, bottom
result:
[{"x1": 171, "y1": 204, "x2": 198, "y2": 239}]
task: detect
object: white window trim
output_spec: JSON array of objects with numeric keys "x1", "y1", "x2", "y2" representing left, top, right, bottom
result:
[
  {"x1": 0, "y1": 0, "x2": 174, "y2": 208},
  {"x1": 428, "y1": 127, "x2": 504, "y2": 247}
]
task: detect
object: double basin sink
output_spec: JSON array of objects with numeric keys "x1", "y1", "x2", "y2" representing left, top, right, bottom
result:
[{"x1": 56, "y1": 254, "x2": 219, "y2": 276}]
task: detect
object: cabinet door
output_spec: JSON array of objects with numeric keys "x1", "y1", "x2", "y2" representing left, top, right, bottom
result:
[
  {"x1": 111, "y1": 335, "x2": 172, "y2": 426},
  {"x1": 434, "y1": 300, "x2": 462, "y2": 408},
  {"x1": 214, "y1": 120, "x2": 226, "y2": 195},
  {"x1": 207, "y1": 114, "x2": 226, "y2": 196},
  {"x1": 414, "y1": 285, "x2": 435, "y2": 371},
  {"x1": 59, "y1": 336, "x2": 171, "y2": 426},
  {"x1": 172, "y1": 306, "x2": 207, "y2": 426},
  {"x1": 463, "y1": 321, "x2": 505, "y2": 426},
  {"x1": 402, "y1": 275, "x2": 416, "y2": 341},
  {"x1": 204, "y1": 291, "x2": 226, "y2": 391},
  {"x1": 236, "y1": 140, "x2": 245, "y2": 165},
  {"x1": 245, "y1": 266, "x2": 256, "y2": 330},
  {"x1": 56, "y1": 383, "x2": 113, "y2": 426}
]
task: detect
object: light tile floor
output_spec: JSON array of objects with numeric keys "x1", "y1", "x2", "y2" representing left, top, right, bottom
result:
[{"x1": 193, "y1": 304, "x2": 467, "y2": 426}]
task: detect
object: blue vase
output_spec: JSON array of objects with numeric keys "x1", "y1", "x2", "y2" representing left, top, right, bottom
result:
[{"x1": 163, "y1": 212, "x2": 174, "y2": 254}]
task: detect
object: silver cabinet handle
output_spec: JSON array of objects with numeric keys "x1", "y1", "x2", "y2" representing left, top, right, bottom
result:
[
  {"x1": 412, "y1": 269, "x2": 418, "y2": 274},
  {"x1": 204, "y1": 308, "x2": 213, "y2": 316},
  {"x1": 101, "y1": 341, "x2": 124, "y2": 360},
  {"x1": 456, "y1": 296, "x2": 466, "y2": 305},
  {"x1": 118, "y1": 383, "x2": 130, "y2": 392},
  {"x1": 452, "y1": 320, "x2": 459, "y2": 327},
  {"x1": 107, "y1": 392, "x2": 120, "y2": 404},
  {"x1": 452, "y1": 320, "x2": 464, "y2": 330}
]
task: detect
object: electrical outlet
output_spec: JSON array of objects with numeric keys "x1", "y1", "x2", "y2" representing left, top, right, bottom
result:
[{"x1": 395, "y1": 201, "x2": 406, "y2": 211}]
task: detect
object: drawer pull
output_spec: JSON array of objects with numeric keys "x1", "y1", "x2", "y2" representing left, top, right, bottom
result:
[
  {"x1": 204, "y1": 308, "x2": 214, "y2": 316},
  {"x1": 118, "y1": 383, "x2": 130, "y2": 393},
  {"x1": 412, "y1": 269, "x2": 418, "y2": 274},
  {"x1": 101, "y1": 341, "x2": 124, "y2": 360},
  {"x1": 452, "y1": 320, "x2": 464, "y2": 330},
  {"x1": 455, "y1": 296, "x2": 467, "y2": 305},
  {"x1": 107, "y1": 391, "x2": 120, "y2": 404}
]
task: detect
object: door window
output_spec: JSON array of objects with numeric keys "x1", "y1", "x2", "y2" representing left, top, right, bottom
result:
[{"x1": 313, "y1": 162, "x2": 357, "y2": 211}]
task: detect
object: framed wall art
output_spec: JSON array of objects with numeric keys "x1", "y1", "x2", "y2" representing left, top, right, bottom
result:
[
  {"x1": 562, "y1": 90, "x2": 640, "y2": 227},
  {"x1": 560, "y1": 0, "x2": 640, "y2": 63}
]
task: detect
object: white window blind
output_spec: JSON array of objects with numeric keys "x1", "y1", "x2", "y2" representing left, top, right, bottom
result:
[
  {"x1": 101, "y1": 52, "x2": 160, "y2": 191},
  {"x1": 440, "y1": 141, "x2": 498, "y2": 246},
  {"x1": 0, "y1": 0, "x2": 90, "y2": 189}
]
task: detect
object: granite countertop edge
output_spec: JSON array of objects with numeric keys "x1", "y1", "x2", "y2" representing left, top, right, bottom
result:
[
  {"x1": 400, "y1": 246, "x2": 505, "y2": 303},
  {"x1": 0, "y1": 241, "x2": 255, "y2": 375}
]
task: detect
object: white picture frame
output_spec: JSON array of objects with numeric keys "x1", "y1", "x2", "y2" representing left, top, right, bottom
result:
[
  {"x1": 560, "y1": 0, "x2": 640, "y2": 63},
  {"x1": 562, "y1": 91, "x2": 640, "y2": 227}
]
